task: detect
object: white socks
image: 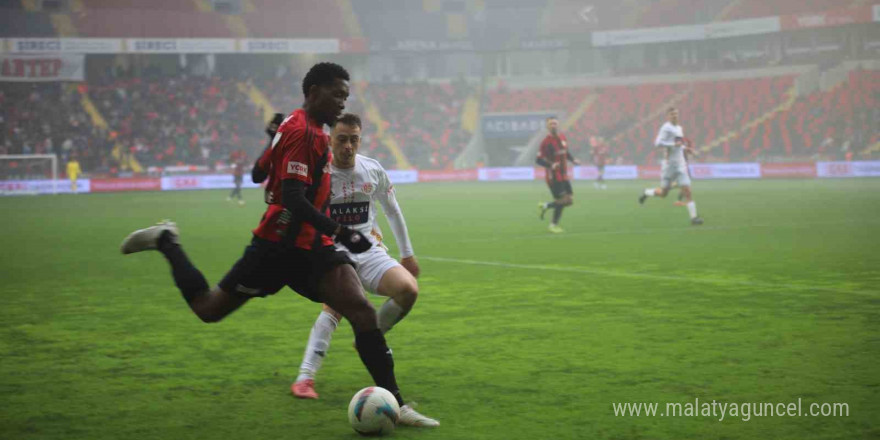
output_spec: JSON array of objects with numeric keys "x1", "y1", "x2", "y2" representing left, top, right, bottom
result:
[
  {"x1": 644, "y1": 188, "x2": 655, "y2": 197},
  {"x1": 687, "y1": 201, "x2": 697, "y2": 219},
  {"x1": 378, "y1": 299, "x2": 406, "y2": 334},
  {"x1": 296, "y1": 311, "x2": 339, "y2": 382}
]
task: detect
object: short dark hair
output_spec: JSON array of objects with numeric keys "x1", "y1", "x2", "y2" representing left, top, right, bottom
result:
[
  {"x1": 546, "y1": 116, "x2": 558, "y2": 122},
  {"x1": 302, "y1": 62, "x2": 350, "y2": 97},
  {"x1": 334, "y1": 113, "x2": 362, "y2": 129}
]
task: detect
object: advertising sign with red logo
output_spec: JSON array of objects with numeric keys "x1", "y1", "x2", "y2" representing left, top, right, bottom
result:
[
  {"x1": 385, "y1": 170, "x2": 418, "y2": 184},
  {"x1": 761, "y1": 163, "x2": 817, "y2": 178},
  {"x1": 1, "y1": 54, "x2": 85, "y2": 82},
  {"x1": 781, "y1": 7, "x2": 873, "y2": 30},
  {"x1": 817, "y1": 161, "x2": 880, "y2": 178},
  {"x1": 689, "y1": 163, "x2": 761, "y2": 179},
  {"x1": 478, "y1": 167, "x2": 535, "y2": 181},
  {"x1": 638, "y1": 166, "x2": 662, "y2": 180},
  {"x1": 418, "y1": 169, "x2": 478, "y2": 182},
  {"x1": 91, "y1": 178, "x2": 160, "y2": 192}
]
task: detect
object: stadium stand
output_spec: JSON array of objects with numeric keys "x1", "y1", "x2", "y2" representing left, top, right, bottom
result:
[
  {"x1": 87, "y1": 74, "x2": 263, "y2": 169},
  {"x1": 0, "y1": 8, "x2": 57, "y2": 37},
  {"x1": 0, "y1": 83, "x2": 115, "y2": 174}
]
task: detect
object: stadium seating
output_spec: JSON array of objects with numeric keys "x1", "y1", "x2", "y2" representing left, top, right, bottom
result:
[
  {"x1": 0, "y1": 9, "x2": 56, "y2": 37},
  {"x1": 0, "y1": 83, "x2": 114, "y2": 174},
  {"x1": 241, "y1": 0, "x2": 354, "y2": 38},
  {"x1": 71, "y1": 9, "x2": 234, "y2": 38},
  {"x1": 87, "y1": 75, "x2": 263, "y2": 168},
  {"x1": 486, "y1": 75, "x2": 798, "y2": 163},
  {"x1": 763, "y1": 70, "x2": 880, "y2": 159},
  {"x1": 364, "y1": 81, "x2": 473, "y2": 169}
]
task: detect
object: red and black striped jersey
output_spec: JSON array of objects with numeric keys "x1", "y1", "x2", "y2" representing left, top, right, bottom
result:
[
  {"x1": 537, "y1": 133, "x2": 571, "y2": 182},
  {"x1": 252, "y1": 109, "x2": 334, "y2": 249}
]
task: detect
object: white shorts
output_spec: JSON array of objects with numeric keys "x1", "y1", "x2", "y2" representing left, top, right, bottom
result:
[
  {"x1": 661, "y1": 164, "x2": 691, "y2": 188},
  {"x1": 339, "y1": 244, "x2": 401, "y2": 294}
]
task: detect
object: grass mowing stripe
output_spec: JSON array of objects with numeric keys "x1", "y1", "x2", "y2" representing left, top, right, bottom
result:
[{"x1": 420, "y1": 255, "x2": 879, "y2": 296}]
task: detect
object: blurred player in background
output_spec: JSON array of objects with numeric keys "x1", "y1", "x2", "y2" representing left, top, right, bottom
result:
[
  {"x1": 66, "y1": 155, "x2": 81, "y2": 194},
  {"x1": 591, "y1": 136, "x2": 609, "y2": 190},
  {"x1": 290, "y1": 114, "x2": 436, "y2": 426},
  {"x1": 638, "y1": 107, "x2": 703, "y2": 225},
  {"x1": 674, "y1": 137, "x2": 695, "y2": 207},
  {"x1": 537, "y1": 117, "x2": 580, "y2": 233},
  {"x1": 120, "y1": 63, "x2": 435, "y2": 425},
  {"x1": 227, "y1": 149, "x2": 246, "y2": 205}
]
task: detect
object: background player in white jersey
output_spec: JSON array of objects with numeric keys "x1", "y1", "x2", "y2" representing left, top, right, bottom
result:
[
  {"x1": 638, "y1": 108, "x2": 703, "y2": 225},
  {"x1": 290, "y1": 113, "x2": 436, "y2": 426}
]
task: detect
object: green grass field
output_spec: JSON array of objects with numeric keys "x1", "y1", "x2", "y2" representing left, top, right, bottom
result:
[{"x1": 1, "y1": 179, "x2": 878, "y2": 440}]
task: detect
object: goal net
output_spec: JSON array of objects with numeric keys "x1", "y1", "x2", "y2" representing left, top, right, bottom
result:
[{"x1": 0, "y1": 154, "x2": 59, "y2": 196}]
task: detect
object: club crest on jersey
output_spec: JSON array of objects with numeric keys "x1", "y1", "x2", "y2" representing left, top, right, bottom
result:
[
  {"x1": 287, "y1": 161, "x2": 308, "y2": 177},
  {"x1": 362, "y1": 183, "x2": 374, "y2": 195}
]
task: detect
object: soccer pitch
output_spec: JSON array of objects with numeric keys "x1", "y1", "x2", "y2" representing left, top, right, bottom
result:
[{"x1": 1, "y1": 180, "x2": 878, "y2": 439}]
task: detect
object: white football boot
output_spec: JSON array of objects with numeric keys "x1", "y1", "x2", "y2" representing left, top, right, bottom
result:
[
  {"x1": 398, "y1": 404, "x2": 439, "y2": 427},
  {"x1": 120, "y1": 220, "x2": 179, "y2": 254}
]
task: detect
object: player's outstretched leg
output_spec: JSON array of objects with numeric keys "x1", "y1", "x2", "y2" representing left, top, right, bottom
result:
[
  {"x1": 679, "y1": 186, "x2": 703, "y2": 225},
  {"x1": 319, "y1": 265, "x2": 438, "y2": 427},
  {"x1": 293, "y1": 307, "x2": 340, "y2": 399},
  {"x1": 538, "y1": 201, "x2": 555, "y2": 220},
  {"x1": 120, "y1": 221, "x2": 249, "y2": 322}
]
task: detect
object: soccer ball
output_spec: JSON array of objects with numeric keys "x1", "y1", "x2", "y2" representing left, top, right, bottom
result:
[{"x1": 347, "y1": 386, "x2": 400, "y2": 436}]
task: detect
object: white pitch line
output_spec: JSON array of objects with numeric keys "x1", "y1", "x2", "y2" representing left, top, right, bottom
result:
[
  {"x1": 457, "y1": 220, "x2": 880, "y2": 243},
  {"x1": 420, "y1": 256, "x2": 878, "y2": 296}
]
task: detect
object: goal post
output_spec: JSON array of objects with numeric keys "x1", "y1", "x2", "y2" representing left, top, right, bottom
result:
[{"x1": 0, "y1": 154, "x2": 59, "y2": 195}]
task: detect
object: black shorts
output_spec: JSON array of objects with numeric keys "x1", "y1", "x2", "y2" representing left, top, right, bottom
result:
[
  {"x1": 233, "y1": 174, "x2": 243, "y2": 185},
  {"x1": 548, "y1": 180, "x2": 573, "y2": 199},
  {"x1": 219, "y1": 236, "x2": 354, "y2": 302}
]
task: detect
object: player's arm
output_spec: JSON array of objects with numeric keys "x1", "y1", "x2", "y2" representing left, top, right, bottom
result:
[
  {"x1": 375, "y1": 169, "x2": 418, "y2": 276},
  {"x1": 277, "y1": 131, "x2": 369, "y2": 253},
  {"x1": 252, "y1": 113, "x2": 286, "y2": 183},
  {"x1": 251, "y1": 141, "x2": 273, "y2": 183},
  {"x1": 535, "y1": 139, "x2": 553, "y2": 168},
  {"x1": 566, "y1": 150, "x2": 581, "y2": 166}
]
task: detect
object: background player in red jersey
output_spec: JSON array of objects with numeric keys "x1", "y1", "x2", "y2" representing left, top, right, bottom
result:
[
  {"x1": 591, "y1": 135, "x2": 609, "y2": 190},
  {"x1": 227, "y1": 149, "x2": 246, "y2": 205},
  {"x1": 536, "y1": 117, "x2": 580, "y2": 233},
  {"x1": 119, "y1": 63, "x2": 434, "y2": 423}
]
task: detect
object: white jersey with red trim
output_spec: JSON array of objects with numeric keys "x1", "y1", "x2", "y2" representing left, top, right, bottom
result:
[{"x1": 329, "y1": 154, "x2": 414, "y2": 259}]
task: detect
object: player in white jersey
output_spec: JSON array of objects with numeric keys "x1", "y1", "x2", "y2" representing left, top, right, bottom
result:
[
  {"x1": 638, "y1": 107, "x2": 703, "y2": 225},
  {"x1": 291, "y1": 113, "x2": 438, "y2": 427}
]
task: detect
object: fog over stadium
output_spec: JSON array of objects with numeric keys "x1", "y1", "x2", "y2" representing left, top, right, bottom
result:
[{"x1": 1, "y1": 1, "x2": 878, "y2": 439}]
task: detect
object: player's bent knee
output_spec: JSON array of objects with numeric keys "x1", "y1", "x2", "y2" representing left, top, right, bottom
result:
[{"x1": 321, "y1": 303, "x2": 343, "y2": 321}]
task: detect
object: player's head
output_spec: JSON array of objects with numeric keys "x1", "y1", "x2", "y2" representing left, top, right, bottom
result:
[
  {"x1": 667, "y1": 107, "x2": 679, "y2": 124},
  {"x1": 330, "y1": 113, "x2": 361, "y2": 168},
  {"x1": 302, "y1": 62, "x2": 350, "y2": 126},
  {"x1": 546, "y1": 117, "x2": 559, "y2": 135}
]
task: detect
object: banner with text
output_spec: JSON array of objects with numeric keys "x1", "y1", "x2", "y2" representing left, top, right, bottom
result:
[
  {"x1": 239, "y1": 39, "x2": 340, "y2": 54},
  {"x1": 482, "y1": 112, "x2": 557, "y2": 139},
  {"x1": 781, "y1": 6, "x2": 874, "y2": 30},
  {"x1": 8, "y1": 38, "x2": 122, "y2": 54},
  {"x1": 1, "y1": 54, "x2": 84, "y2": 82},
  {"x1": 816, "y1": 161, "x2": 880, "y2": 178},
  {"x1": 0, "y1": 179, "x2": 89, "y2": 195}
]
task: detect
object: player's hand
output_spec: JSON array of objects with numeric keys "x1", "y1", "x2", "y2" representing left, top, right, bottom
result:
[
  {"x1": 572, "y1": 159, "x2": 582, "y2": 165},
  {"x1": 400, "y1": 256, "x2": 420, "y2": 278},
  {"x1": 551, "y1": 163, "x2": 560, "y2": 170},
  {"x1": 335, "y1": 227, "x2": 371, "y2": 254},
  {"x1": 265, "y1": 112, "x2": 285, "y2": 138}
]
